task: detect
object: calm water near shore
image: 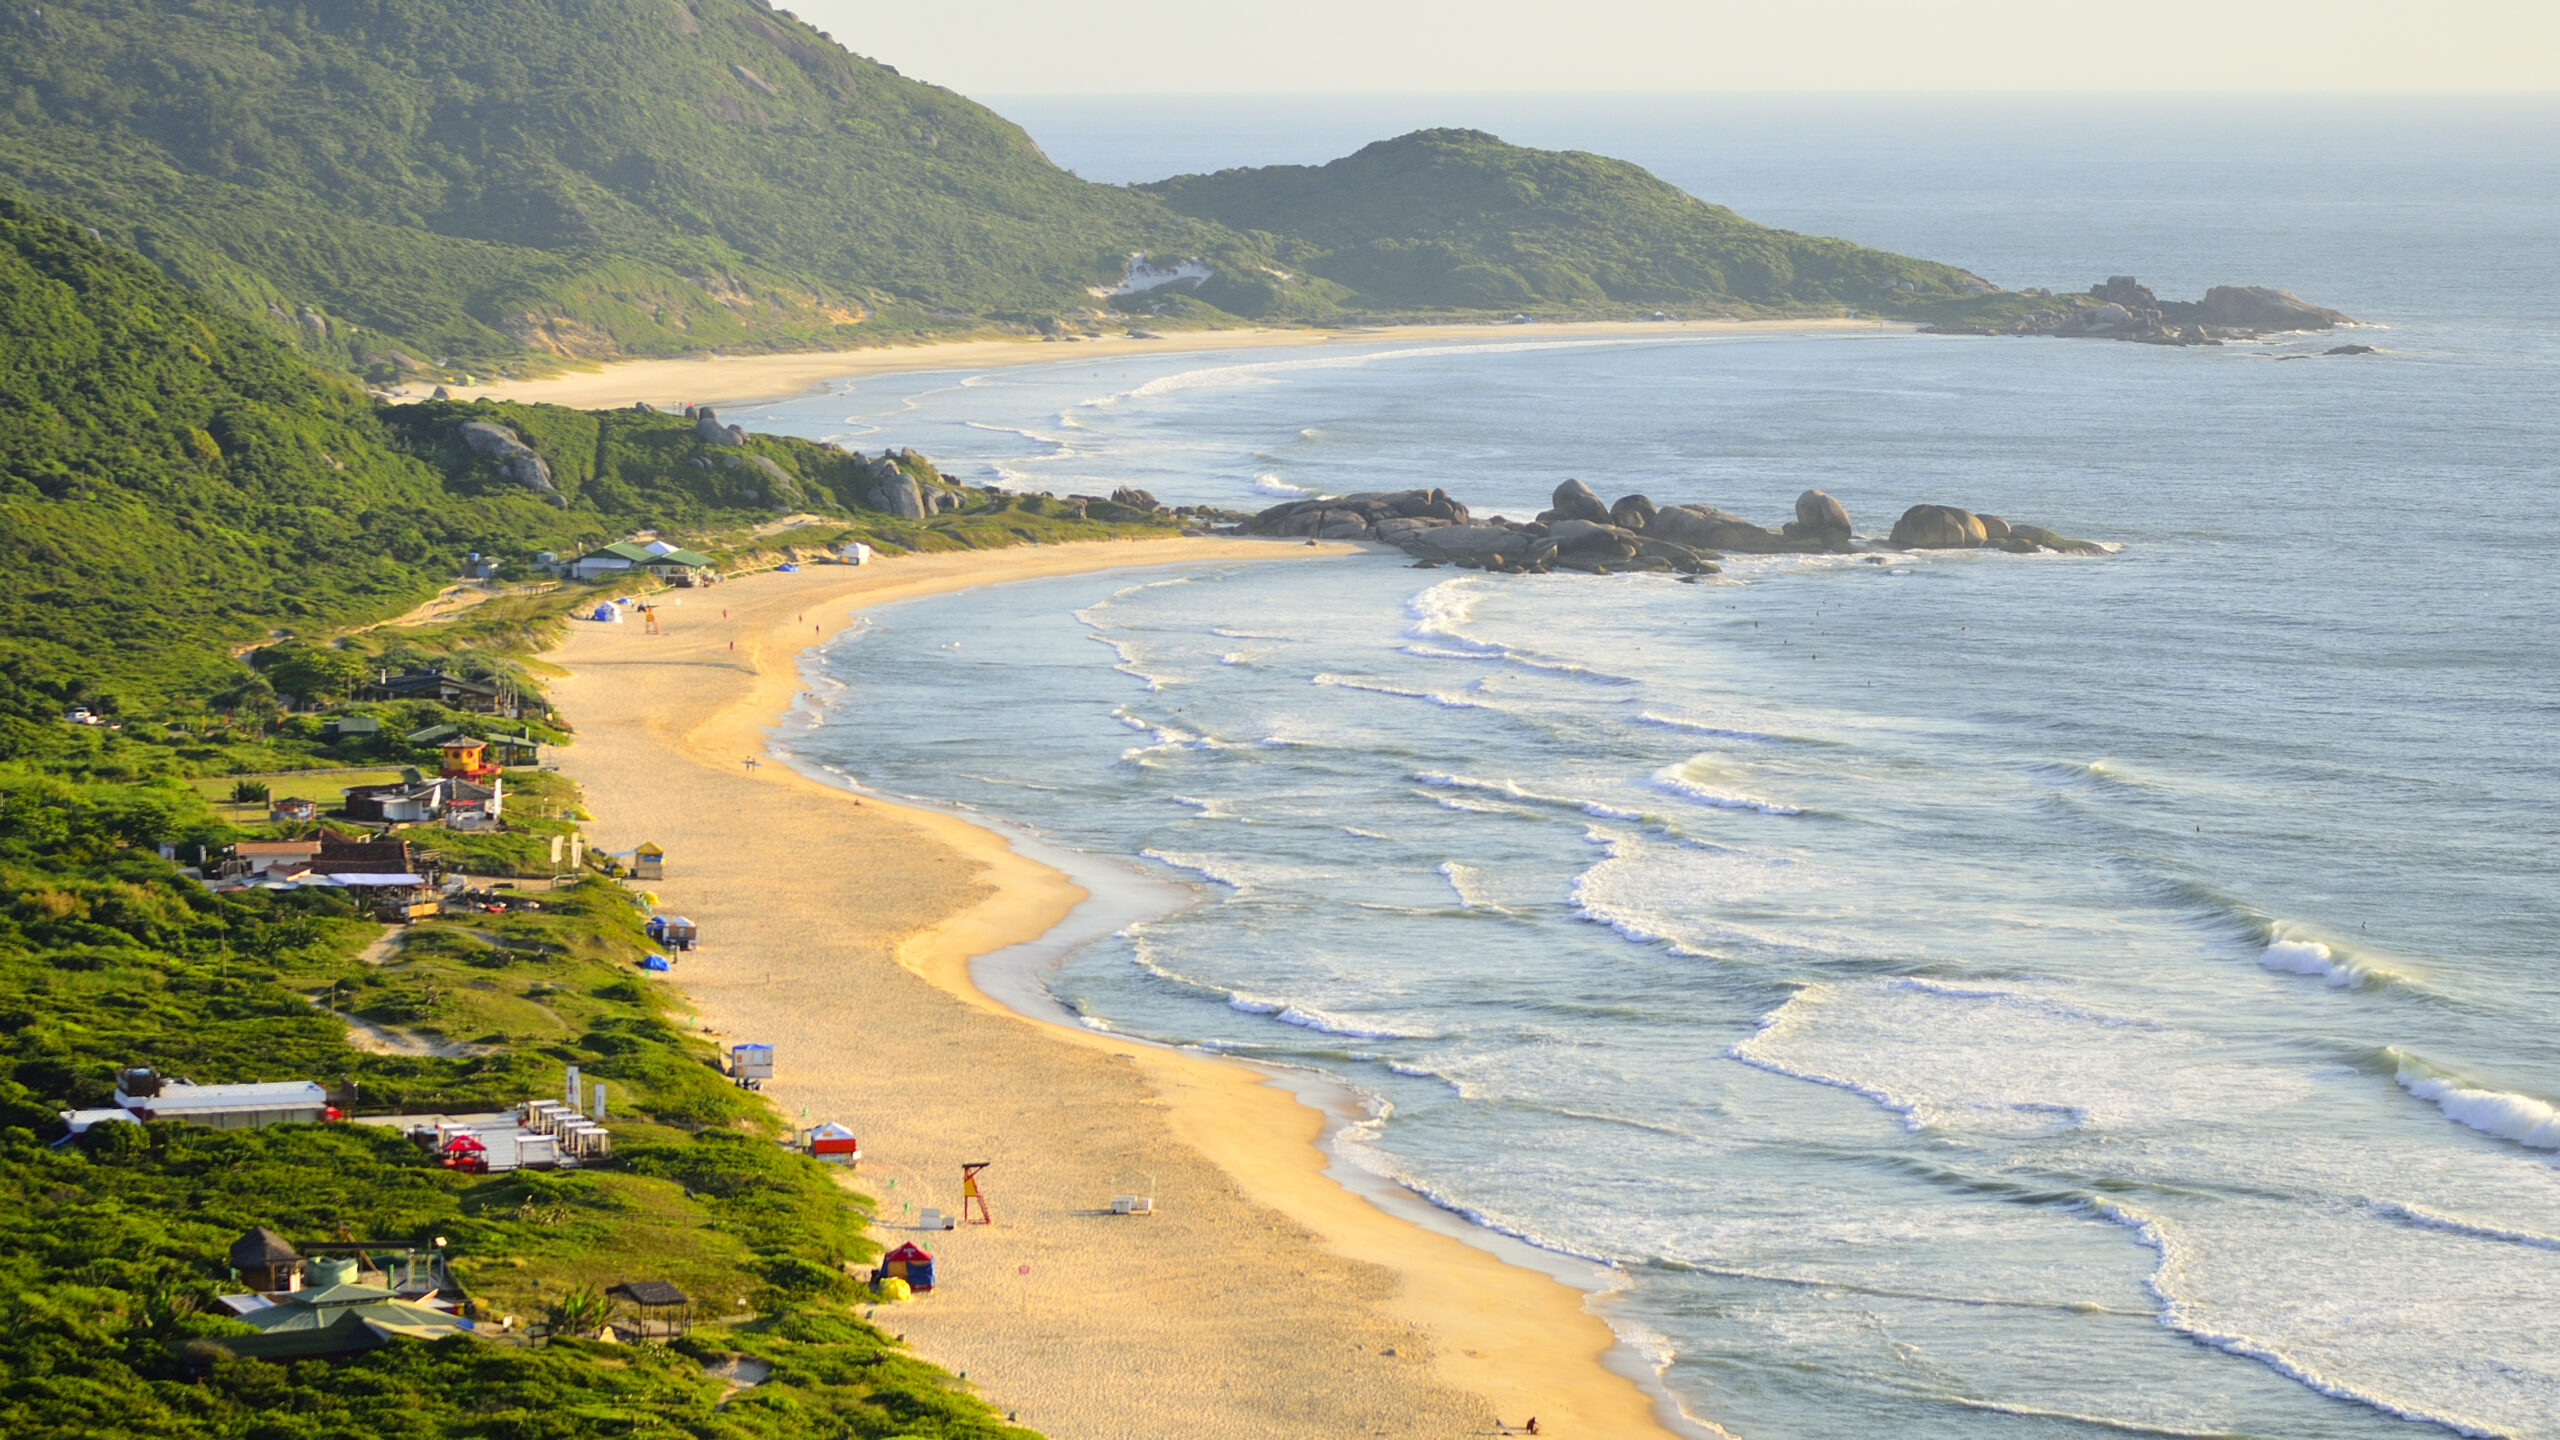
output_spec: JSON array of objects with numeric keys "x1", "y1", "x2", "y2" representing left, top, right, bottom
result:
[{"x1": 762, "y1": 98, "x2": 2560, "y2": 1439}]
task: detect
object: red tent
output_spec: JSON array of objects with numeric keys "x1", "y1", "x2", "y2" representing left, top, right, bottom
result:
[{"x1": 878, "y1": 1242, "x2": 935, "y2": 1291}]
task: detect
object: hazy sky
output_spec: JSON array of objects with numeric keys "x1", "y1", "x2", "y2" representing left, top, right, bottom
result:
[{"x1": 796, "y1": 1, "x2": 2559, "y2": 94}]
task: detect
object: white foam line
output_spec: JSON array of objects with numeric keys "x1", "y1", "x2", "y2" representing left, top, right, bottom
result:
[
  {"x1": 2088, "y1": 1199, "x2": 2507, "y2": 1439},
  {"x1": 2372, "y1": 1202, "x2": 2560, "y2": 1251},
  {"x1": 2393, "y1": 1052, "x2": 2560, "y2": 1150}
]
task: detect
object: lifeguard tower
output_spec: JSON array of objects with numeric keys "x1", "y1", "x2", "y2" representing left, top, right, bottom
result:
[{"x1": 632, "y1": 843, "x2": 664, "y2": 880}]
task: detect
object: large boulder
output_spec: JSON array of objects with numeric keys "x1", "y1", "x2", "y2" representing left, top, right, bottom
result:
[
  {"x1": 1649, "y1": 504, "x2": 1791, "y2": 553},
  {"x1": 2005, "y1": 524, "x2": 2107, "y2": 556},
  {"x1": 1610, "y1": 494, "x2": 1658, "y2": 531},
  {"x1": 867, "y1": 472, "x2": 927, "y2": 520},
  {"x1": 693, "y1": 406, "x2": 748, "y2": 447},
  {"x1": 744, "y1": 455, "x2": 802, "y2": 507},
  {"x1": 1400, "y1": 523, "x2": 1529, "y2": 561},
  {"x1": 1111, "y1": 487, "x2": 1162, "y2": 511},
  {"x1": 1550, "y1": 478, "x2": 1611, "y2": 525},
  {"x1": 1789, "y1": 489, "x2": 1852, "y2": 546},
  {"x1": 1974, "y1": 513, "x2": 2012, "y2": 543},
  {"x1": 2197, "y1": 286, "x2": 2348, "y2": 332},
  {"x1": 456, "y1": 421, "x2": 556, "y2": 494},
  {"x1": 1891, "y1": 504, "x2": 1989, "y2": 549}
]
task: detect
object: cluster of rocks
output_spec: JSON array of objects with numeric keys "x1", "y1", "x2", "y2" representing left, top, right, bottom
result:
[
  {"x1": 1888, "y1": 504, "x2": 2104, "y2": 554},
  {"x1": 1936, "y1": 277, "x2": 2355, "y2": 346},
  {"x1": 1244, "y1": 480, "x2": 2103, "y2": 573}
]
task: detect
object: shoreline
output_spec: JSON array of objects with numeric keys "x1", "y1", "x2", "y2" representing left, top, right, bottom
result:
[
  {"x1": 769, "y1": 712, "x2": 1721, "y2": 1438},
  {"x1": 545, "y1": 537, "x2": 1687, "y2": 1440},
  {"x1": 422, "y1": 315, "x2": 1903, "y2": 411}
]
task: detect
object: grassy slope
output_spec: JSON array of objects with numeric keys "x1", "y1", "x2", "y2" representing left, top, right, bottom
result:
[
  {"x1": 0, "y1": 195, "x2": 1181, "y2": 726},
  {"x1": 1143, "y1": 128, "x2": 2000, "y2": 316},
  {"x1": 0, "y1": 0, "x2": 1278, "y2": 374}
]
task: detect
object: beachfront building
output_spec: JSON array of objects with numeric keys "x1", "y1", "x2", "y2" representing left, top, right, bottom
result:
[
  {"x1": 568, "y1": 541, "x2": 721, "y2": 586},
  {"x1": 361, "y1": 668, "x2": 521, "y2": 719},
  {"x1": 632, "y1": 842, "x2": 664, "y2": 879},
  {"x1": 205, "y1": 1256, "x2": 474, "y2": 1361},
  {"x1": 56, "y1": 1067, "x2": 335, "y2": 1134}
]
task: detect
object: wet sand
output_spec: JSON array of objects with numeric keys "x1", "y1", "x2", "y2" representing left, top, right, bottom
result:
[{"x1": 544, "y1": 538, "x2": 1681, "y2": 1439}]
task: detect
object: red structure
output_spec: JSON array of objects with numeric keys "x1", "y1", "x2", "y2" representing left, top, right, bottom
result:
[
  {"x1": 877, "y1": 1242, "x2": 935, "y2": 1291},
  {"x1": 960, "y1": 1162, "x2": 992, "y2": 1225}
]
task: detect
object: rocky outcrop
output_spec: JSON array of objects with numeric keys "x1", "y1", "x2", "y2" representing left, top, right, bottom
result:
[
  {"x1": 456, "y1": 421, "x2": 556, "y2": 495},
  {"x1": 1930, "y1": 276, "x2": 2353, "y2": 344},
  {"x1": 691, "y1": 406, "x2": 748, "y2": 447},
  {"x1": 867, "y1": 471, "x2": 927, "y2": 520},
  {"x1": 1891, "y1": 504, "x2": 2102, "y2": 554},
  {"x1": 1241, "y1": 477, "x2": 2108, "y2": 573},
  {"x1": 1112, "y1": 487, "x2": 1163, "y2": 512},
  {"x1": 2198, "y1": 286, "x2": 2349, "y2": 332}
]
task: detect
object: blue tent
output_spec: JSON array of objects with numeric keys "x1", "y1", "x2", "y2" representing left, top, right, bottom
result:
[
  {"x1": 590, "y1": 603, "x2": 618, "y2": 622},
  {"x1": 777, "y1": 563, "x2": 800, "y2": 572},
  {"x1": 641, "y1": 954, "x2": 673, "y2": 972}
]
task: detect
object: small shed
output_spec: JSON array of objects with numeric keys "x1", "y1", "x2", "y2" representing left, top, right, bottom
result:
[
  {"x1": 230, "y1": 1228, "x2": 305, "y2": 1292},
  {"x1": 876, "y1": 1242, "x2": 934, "y2": 1291},
  {"x1": 804, "y1": 1122, "x2": 861, "y2": 1165},
  {"x1": 632, "y1": 843, "x2": 665, "y2": 880},
  {"x1": 438, "y1": 737, "x2": 493, "y2": 779},
  {"x1": 606, "y1": 1281, "x2": 694, "y2": 1338},
  {"x1": 729, "y1": 1043, "x2": 772, "y2": 1089},
  {"x1": 661, "y1": 916, "x2": 697, "y2": 950}
]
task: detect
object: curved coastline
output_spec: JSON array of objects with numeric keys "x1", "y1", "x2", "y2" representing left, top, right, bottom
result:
[
  {"x1": 546, "y1": 536, "x2": 1685, "y2": 1440},
  {"x1": 772, "y1": 684, "x2": 1724, "y2": 1439}
]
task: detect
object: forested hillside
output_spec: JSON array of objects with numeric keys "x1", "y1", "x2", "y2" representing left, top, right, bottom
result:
[
  {"x1": 1144, "y1": 128, "x2": 2000, "y2": 315},
  {"x1": 0, "y1": 0, "x2": 1315, "y2": 376},
  {"x1": 0, "y1": 4, "x2": 2024, "y2": 380}
]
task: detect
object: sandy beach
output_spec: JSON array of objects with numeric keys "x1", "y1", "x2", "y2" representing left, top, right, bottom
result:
[
  {"x1": 430, "y1": 316, "x2": 1896, "y2": 411},
  {"x1": 545, "y1": 538, "x2": 1682, "y2": 1440}
]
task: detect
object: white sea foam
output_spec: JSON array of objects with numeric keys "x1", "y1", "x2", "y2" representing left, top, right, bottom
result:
[
  {"x1": 2259, "y1": 938, "x2": 2355, "y2": 986},
  {"x1": 1635, "y1": 711, "x2": 1789, "y2": 744},
  {"x1": 1650, "y1": 765, "x2": 1804, "y2": 815},
  {"x1": 2392, "y1": 1052, "x2": 2560, "y2": 1150},
  {"x1": 1252, "y1": 472, "x2": 1307, "y2": 496},
  {"x1": 1139, "y1": 849, "x2": 1252, "y2": 893},
  {"x1": 1312, "y1": 673, "x2": 1488, "y2": 709},
  {"x1": 2373, "y1": 1201, "x2": 2560, "y2": 1250},
  {"x1": 1226, "y1": 995, "x2": 1434, "y2": 1042},
  {"x1": 1171, "y1": 794, "x2": 1237, "y2": 820},
  {"x1": 1438, "y1": 860, "x2": 1497, "y2": 910}
]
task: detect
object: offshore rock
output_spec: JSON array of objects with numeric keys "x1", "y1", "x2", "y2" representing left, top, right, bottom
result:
[
  {"x1": 2198, "y1": 286, "x2": 2348, "y2": 332},
  {"x1": 1789, "y1": 489, "x2": 1853, "y2": 547},
  {"x1": 1649, "y1": 504, "x2": 1799, "y2": 554},
  {"x1": 1549, "y1": 478, "x2": 1611, "y2": 525},
  {"x1": 1891, "y1": 504, "x2": 1988, "y2": 549},
  {"x1": 1610, "y1": 493, "x2": 1658, "y2": 531}
]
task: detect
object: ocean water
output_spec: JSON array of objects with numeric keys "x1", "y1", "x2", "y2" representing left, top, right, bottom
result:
[{"x1": 756, "y1": 98, "x2": 2560, "y2": 1439}]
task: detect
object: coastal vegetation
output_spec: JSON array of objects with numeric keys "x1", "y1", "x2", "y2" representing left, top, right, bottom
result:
[
  {"x1": 0, "y1": 0, "x2": 2027, "y2": 382},
  {"x1": 0, "y1": 186, "x2": 1185, "y2": 1436}
]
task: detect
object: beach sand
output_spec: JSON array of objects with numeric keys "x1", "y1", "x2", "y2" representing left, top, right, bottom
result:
[
  {"x1": 545, "y1": 538, "x2": 1680, "y2": 1440},
  {"x1": 430, "y1": 316, "x2": 1895, "y2": 411}
]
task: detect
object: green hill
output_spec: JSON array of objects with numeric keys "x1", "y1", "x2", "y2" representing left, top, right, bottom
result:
[
  {"x1": 1143, "y1": 128, "x2": 1999, "y2": 316},
  {"x1": 0, "y1": 0, "x2": 1320, "y2": 379},
  {"x1": 0, "y1": 6, "x2": 2026, "y2": 379}
]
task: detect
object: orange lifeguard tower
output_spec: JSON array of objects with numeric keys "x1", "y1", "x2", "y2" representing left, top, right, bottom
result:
[{"x1": 439, "y1": 736, "x2": 497, "y2": 780}]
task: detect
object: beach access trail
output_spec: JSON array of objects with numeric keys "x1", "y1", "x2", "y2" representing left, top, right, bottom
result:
[
  {"x1": 434, "y1": 315, "x2": 1893, "y2": 410},
  {"x1": 544, "y1": 537, "x2": 1679, "y2": 1440}
]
